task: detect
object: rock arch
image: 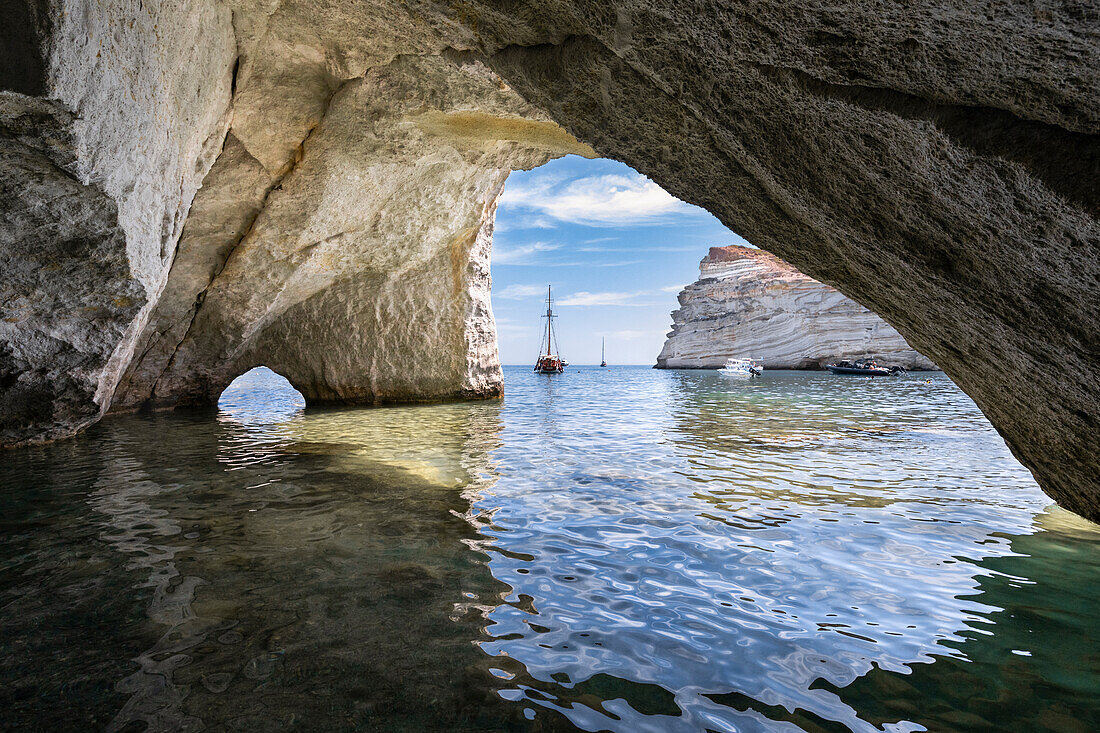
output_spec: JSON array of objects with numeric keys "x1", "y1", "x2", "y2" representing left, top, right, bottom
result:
[
  {"x1": 105, "y1": 54, "x2": 591, "y2": 413},
  {"x1": 0, "y1": 0, "x2": 1097, "y2": 519}
]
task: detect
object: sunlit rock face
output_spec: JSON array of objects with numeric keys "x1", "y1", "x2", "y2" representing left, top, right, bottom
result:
[
  {"x1": 2, "y1": 0, "x2": 591, "y2": 436},
  {"x1": 657, "y1": 246, "x2": 937, "y2": 370},
  {"x1": 1, "y1": 1, "x2": 1098, "y2": 519},
  {"x1": 109, "y1": 54, "x2": 587, "y2": 409}
]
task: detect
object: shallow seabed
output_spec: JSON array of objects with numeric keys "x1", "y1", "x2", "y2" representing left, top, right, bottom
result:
[{"x1": 1, "y1": 366, "x2": 1098, "y2": 732}]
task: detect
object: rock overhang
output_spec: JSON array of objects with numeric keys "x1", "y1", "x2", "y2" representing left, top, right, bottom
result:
[{"x1": 0, "y1": 0, "x2": 1096, "y2": 521}]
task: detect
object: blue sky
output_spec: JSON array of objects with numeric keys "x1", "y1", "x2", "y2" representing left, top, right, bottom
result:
[{"x1": 492, "y1": 155, "x2": 753, "y2": 365}]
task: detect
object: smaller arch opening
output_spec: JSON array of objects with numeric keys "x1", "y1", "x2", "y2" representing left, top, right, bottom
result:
[{"x1": 217, "y1": 366, "x2": 306, "y2": 424}]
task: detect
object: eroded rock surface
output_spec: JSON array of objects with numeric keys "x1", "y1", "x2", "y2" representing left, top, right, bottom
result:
[
  {"x1": 657, "y1": 246, "x2": 937, "y2": 370},
  {"x1": 0, "y1": 94, "x2": 142, "y2": 443},
  {"x1": 1, "y1": 1, "x2": 1098, "y2": 519},
  {"x1": 452, "y1": 1, "x2": 1100, "y2": 519},
  {"x1": 111, "y1": 54, "x2": 588, "y2": 409},
  {"x1": 2, "y1": 0, "x2": 591, "y2": 439},
  {"x1": 1, "y1": 0, "x2": 235, "y2": 443}
]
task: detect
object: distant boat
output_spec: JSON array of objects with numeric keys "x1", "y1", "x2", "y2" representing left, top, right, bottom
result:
[
  {"x1": 600, "y1": 337, "x2": 607, "y2": 367},
  {"x1": 719, "y1": 357, "x2": 763, "y2": 377},
  {"x1": 826, "y1": 358, "x2": 904, "y2": 376},
  {"x1": 534, "y1": 285, "x2": 566, "y2": 374}
]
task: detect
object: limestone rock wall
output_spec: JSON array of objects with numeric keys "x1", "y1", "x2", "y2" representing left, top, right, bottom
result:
[
  {"x1": 1, "y1": 0, "x2": 1099, "y2": 519},
  {"x1": 110, "y1": 54, "x2": 588, "y2": 409},
  {"x1": 657, "y1": 246, "x2": 937, "y2": 370},
  {"x1": 0, "y1": 95, "x2": 142, "y2": 444},
  {"x1": 448, "y1": 1, "x2": 1100, "y2": 520},
  {"x1": 1, "y1": 0, "x2": 235, "y2": 443},
  {"x1": 2, "y1": 1, "x2": 592, "y2": 441}
]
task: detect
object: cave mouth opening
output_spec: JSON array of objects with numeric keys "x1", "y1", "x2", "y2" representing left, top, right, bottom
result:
[
  {"x1": 492, "y1": 154, "x2": 749, "y2": 366},
  {"x1": 217, "y1": 366, "x2": 306, "y2": 424},
  {"x1": 492, "y1": 154, "x2": 939, "y2": 372}
]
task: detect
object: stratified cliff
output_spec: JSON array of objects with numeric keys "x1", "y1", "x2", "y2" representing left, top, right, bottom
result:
[{"x1": 657, "y1": 247, "x2": 937, "y2": 370}]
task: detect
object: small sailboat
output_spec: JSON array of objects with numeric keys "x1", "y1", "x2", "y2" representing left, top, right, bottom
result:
[
  {"x1": 534, "y1": 285, "x2": 566, "y2": 374},
  {"x1": 600, "y1": 337, "x2": 607, "y2": 367}
]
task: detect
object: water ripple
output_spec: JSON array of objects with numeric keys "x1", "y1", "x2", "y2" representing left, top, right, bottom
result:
[{"x1": 0, "y1": 367, "x2": 1098, "y2": 731}]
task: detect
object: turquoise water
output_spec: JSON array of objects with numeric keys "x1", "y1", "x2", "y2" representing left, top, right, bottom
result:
[{"x1": 1, "y1": 366, "x2": 1098, "y2": 731}]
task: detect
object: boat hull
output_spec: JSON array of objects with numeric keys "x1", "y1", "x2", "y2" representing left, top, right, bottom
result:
[
  {"x1": 719, "y1": 358, "x2": 763, "y2": 377},
  {"x1": 534, "y1": 355, "x2": 564, "y2": 373},
  {"x1": 719, "y1": 368, "x2": 761, "y2": 377},
  {"x1": 827, "y1": 365, "x2": 893, "y2": 376}
]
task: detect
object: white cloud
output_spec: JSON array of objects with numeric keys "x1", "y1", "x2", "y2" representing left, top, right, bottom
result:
[
  {"x1": 495, "y1": 284, "x2": 549, "y2": 299},
  {"x1": 661, "y1": 284, "x2": 688, "y2": 293},
  {"x1": 577, "y1": 244, "x2": 702, "y2": 253},
  {"x1": 492, "y1": 241, "x2": 561, "y2": 264},
  {"x1": 591, "y1": 259, "x2": 645, "y2": 267},
  {"x1": 499, "y1": 172, "x2": 700, "y2": 227},
  {"x1": 494, "y1": 215, "x2": 557, "y2": 232},
  {"x1": 556, "y1": 290, "x2": 653, "y2": 307},
  {"x1": 494, "y1": 257, "x2": 644, "y2": 268}
]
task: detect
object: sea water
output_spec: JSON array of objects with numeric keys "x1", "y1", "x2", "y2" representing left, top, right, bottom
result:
[{"x1": 1, "y1": 366, "x2": 1097, "y2": 731}]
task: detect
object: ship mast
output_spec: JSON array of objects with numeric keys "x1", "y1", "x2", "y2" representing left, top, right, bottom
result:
[{"x1": 545, "y1": 285, "x2": 553, "y2": 356}]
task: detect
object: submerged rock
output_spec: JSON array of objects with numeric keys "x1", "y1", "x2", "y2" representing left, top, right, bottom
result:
[{"x1": 657, "y1": 246, "x2": 937, "y2": 370}]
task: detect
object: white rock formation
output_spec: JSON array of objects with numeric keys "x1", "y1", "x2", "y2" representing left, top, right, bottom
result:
[
  {"x1": 2, "y1": 6, "x2": 593, "y2": 439},
  {"x1": 657, "y1": 247, "x2": 937, "y2": 370},
  {"x1": 110, "y1": 55, "x2": 592, "y2": 410}
]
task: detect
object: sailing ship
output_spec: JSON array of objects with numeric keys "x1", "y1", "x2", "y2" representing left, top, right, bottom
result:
[
  {"x1": 534, "y1": 285, "x2": 566, "y2": 374},
  {"x1": 600, "y1": 337, "x2": 607, "y2": 367}
]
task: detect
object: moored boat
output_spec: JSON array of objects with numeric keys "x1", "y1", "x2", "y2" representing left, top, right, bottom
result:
[
  {"x1": 826, "y1": 358, "x2": 904, "y2": 376},
  {"x1": 533, "y1": 285, "x2": 566, "y2": 374},
  {"x1": 719, "y1": 357, "x2": 763, "y2": 377},
  {"x1": 534, "y1": 355, "x2": 564, "y2": 373}
]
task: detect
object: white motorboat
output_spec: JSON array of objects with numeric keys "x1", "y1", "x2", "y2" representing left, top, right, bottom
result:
[{"x1": 718, "y1": 357, "x2": 763, "y2": 377}]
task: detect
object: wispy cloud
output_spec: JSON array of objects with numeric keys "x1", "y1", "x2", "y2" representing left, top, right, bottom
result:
[
  {"x1": 577, "y1": 244, "x2": 702, "y2": 254},
  {"x1": 661, "y1": 284, "x2": 688, "y2": 293},
  {"x1": 591, "y1": 259, "x2": 645, "y2": 267},
  {"x1": 556, "y1": 290, "x2": 654, "y2": 307},
  {"x1": 493, "y1": 241, "x2": 561, "y2": 265},
  {"x1": 492, "y1": 316, "x2": 528, "y2": 335},
  {"x1": 494, "y1": 215, "x2": 557, "y2": 233},
  {"x1": 499, "y1": 172, "x2": 702, "y2": 227},
  {"x1": 495, "y1": 284, "x2": 549, "y2": 299},
  {"x1": 495, "y1": 258, "x2": 645, "y2": 268}
]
